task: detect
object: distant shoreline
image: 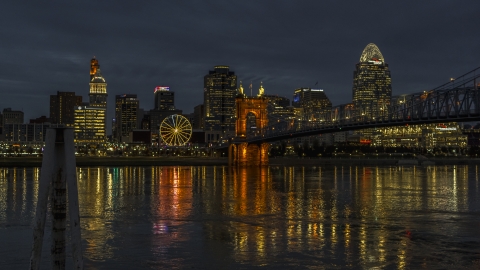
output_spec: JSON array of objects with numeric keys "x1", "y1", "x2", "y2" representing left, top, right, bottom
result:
[{"x1": 0, "y1": 156, "x2": 479, "y2": 167}]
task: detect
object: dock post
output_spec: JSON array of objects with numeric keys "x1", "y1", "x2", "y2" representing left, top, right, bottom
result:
[{"x1": 30, "y1": 127, "x2": 84, "y2": 270}]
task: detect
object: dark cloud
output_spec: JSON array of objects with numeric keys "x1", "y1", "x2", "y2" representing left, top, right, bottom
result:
[{"x1": 1, "y1": 1, "x2": 479, "y2": 131}]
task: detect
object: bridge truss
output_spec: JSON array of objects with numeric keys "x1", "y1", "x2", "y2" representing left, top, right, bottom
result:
[{"x1": 249, "y1": 67, "x2": 480, "y2": 144}]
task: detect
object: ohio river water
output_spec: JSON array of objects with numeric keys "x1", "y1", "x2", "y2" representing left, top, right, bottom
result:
[{"x1": 1, "y1": 165, "x2": 480, "y2": 269}]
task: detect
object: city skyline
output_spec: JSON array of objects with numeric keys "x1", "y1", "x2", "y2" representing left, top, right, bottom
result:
[{"x1": 1, "y1": 2, "x2": 480, "y2": 122}]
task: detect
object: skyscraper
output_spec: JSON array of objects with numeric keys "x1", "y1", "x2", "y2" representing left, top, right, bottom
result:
[
  {"x1": 292, "y1": 88, "x2": 332, "y2": 122},
  {"x1": 193, "y1": 104, "x2": 204, "y2": 129},
  {"x1": 2, "y1": 108, "x2": 24, "y2": 125},
  {"x1": 352, "y1": 43, "x2": 392, "y2": 120},
  {"x1": 74, "y1": 57, "x2": 107, "y2": 144},
  {"x1": 149, "y1": 86, "x2": 182, "y2": 135},
  {"x1": 89, "y1": 68, "x2": 108, "y2": 108},
  {"x1": 50, "y1": 91, "x2": 82, "y2": 126},
  {"x1": 74, "y1": 105, "x2": 106, "y2": 144},
  {"x1": 203, "y1": 65, "x2": 237, "y2": 141},
  {"x1": 154, "y1": 86, "x2": 175, "y2": 110},
  {"x1": 114, "y1": 94, "x2": 139, "y2": 142}
]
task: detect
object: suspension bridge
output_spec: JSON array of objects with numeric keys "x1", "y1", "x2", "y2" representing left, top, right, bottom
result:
[
  {"x1": 227, "y1": 66, "x2": 480, "y2": 165},
  {"x1": 248, "y1": 66, "x2": 480, "y2": 144}
]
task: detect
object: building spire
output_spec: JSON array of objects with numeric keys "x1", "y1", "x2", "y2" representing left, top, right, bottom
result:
[
  {"x1": 258, "y1": 81, "x2": 265, "y2": 97},
  {"x1": 90, "y1": 57, "x2": 100, "y2": 79},
  {"x1": 238, "y1": 81, "x2": 244, "y2": 96}
]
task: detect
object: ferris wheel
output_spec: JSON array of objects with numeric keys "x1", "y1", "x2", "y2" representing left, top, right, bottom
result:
[{"x1": 159, "y1": 114, "x2": 192, "y2": 146}]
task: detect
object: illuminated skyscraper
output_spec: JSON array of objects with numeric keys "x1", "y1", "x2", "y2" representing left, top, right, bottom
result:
[
  {"x1": 352, "y1": 43, "x2": 392, "y2": 119},
  {"x1": 74, "y1": 58, "x2": 107, "y2": 144},
  {"x1": 74, "y1": 105, "x2": 106, "y2": 144},
  {"x1": 114, "y1": 94, "x2": 139, "y2": 142},
  {"x1": 292, "y1": 88, "x2": 332, "y2": 122},
  {"x1": 89, "y1": 68, "x2": 108, "y2": 108},
  {"x1": 50, "y1": 91, "x2": 82, "y2": 126},
  {"x1": 203, "y1": 65, "x2": 237, "y2": 141}
]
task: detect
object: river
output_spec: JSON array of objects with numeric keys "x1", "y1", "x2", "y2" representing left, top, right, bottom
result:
[{"x1": 1, "y1": 165, "x2": 479, "y2": 269}]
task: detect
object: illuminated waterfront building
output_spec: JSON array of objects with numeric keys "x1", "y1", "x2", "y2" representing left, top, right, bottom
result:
[
  {"x1": 352, "y1": 43, "x2": 392, "y2": 120},
  {"x1": 49, "y1": 91, "x2": 82, "y2": 126},
  {"x1": 292, "y1": 88, "x2": 332, "y2": 122},
  {"x1": 203, "y1": 65, "x2": 237, "y2": 142},
  {"x1": 114, "y1": 94, "x2": 139, "y2": 142},
  {"x1": 74, "y1": 105, "x2": 106, "y2": 144},
  {"x1": 372, "y1": 123, "x2": 467, "y2": 151}
]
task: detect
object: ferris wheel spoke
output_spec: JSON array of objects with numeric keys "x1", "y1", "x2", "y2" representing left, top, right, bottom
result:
[
  {"x1": 177, "y1": 133, "x2": 188, "y2": 142},
  {"x1": 163, "y1": 122, "x2": 175, "y2": 130},
  {"x1": 163, "y1": 134, "x2": 174, "y2": 140},
  {"x1": 160, "y1": 114, "x2": 192, "y2": 146},
  {"x1": 161, "y1": 132, "x2": 174, "y2": 139}
]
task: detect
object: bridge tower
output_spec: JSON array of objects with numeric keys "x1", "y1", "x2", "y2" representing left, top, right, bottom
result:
[{"x1": 229, "y1": 84, "x2": 269, "y2": 166}]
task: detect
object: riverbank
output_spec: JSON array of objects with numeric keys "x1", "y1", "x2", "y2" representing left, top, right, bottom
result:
[
  {"x1": 0, "y1": 156, "x2": 228, "y2": 167},
  {"x1": 269, "y1": 157, "x2": 480, "y2": 166},
  {"x1": 1, "y1": 156, "x2": 480, "y2": 167}
]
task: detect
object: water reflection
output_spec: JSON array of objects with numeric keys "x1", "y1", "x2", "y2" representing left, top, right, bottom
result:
[{"x1": 0, "y1": 165, "x2": 479, "y2": 269}]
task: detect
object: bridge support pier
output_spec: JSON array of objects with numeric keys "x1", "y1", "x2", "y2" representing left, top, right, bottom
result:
[{"x1": 229, "y1": 142, "x2": 269, "y2": 166}]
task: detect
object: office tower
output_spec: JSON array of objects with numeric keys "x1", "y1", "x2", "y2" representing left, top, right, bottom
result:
[
  {"x1": 73, "y1": 58, "x2": 107, "y2": 144},
  {"x1": 263, "y1": 94, "x2": 290, "y2": 108},
  {"x1": 292, "y1": 88, "x2": 332, "y2": 122},
  {"x1": 114, "y1": 94, "x2": 139, "y2": 142},
  {"x1": 29, "y1": 116, "x2": 50, "y2": 124},
  {"x1": 50, "y1": 91, "x2": 82, "y2": 126},
  {"x1": 2, "y1": 122, "x2": 50, "y2": 142},
  {"x1": 154, "y1": 86, "x2": 175, "y2": 110},
  {"x1": 149, "y1": 86, "x2": 182, "y2": 135},
  {"x1": 88, "y1": 58, "x2": 107, "y2": 141},
  {"x1": 352, "y1": 43, "x2": 392, "y2": 119},
  {"x1": 74, "y1": 105, "x2": 106, "y2": 144},
  {"x1": 203, "y1": 65, "x2": 237, "y2": 142},
  {"x1": 2, "y1": 108, "x2": 24, "y2": 125},
  {"x1": 193, "y1": 104, "x2": 204, "y2": 129},
  {"x1": 263, "y1": 94, "x2": 293, "y2": 126}
]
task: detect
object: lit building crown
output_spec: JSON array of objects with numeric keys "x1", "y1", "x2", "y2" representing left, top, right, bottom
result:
[
  {"x1": 359, "y1": 43, "x2": 385, "y2": 63},
  {"x1": 90, "y1": 69, "x2": 106, "y2": 83}
]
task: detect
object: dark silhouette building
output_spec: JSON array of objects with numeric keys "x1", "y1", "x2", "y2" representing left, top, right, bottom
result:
[
  {"x1": 203, "y1": 65, "x2": 237, "y2": 142},
  {"x1": 154, "y1": 86, "x2": 175, "y2": 110},
  {"x1": 114, "y1": 94, "x2": 139, "y2": 142},
  {"x1": 50, "y1": 91, "x2": 82, "y2": 126}
]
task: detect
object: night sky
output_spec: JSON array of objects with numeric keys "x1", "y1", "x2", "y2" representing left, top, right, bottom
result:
[{"x1": 1, "y1": 1, "x2": 480, "y2": 126}]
